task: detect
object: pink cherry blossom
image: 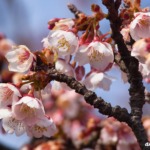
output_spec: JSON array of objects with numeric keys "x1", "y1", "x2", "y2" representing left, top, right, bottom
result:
[
  {"x1": 5, "y1": 45, "x2": 35, "y2": 73},
  {"x1": 83, "y1": 72, "x2": 114, "y2": 91},
  {"x1": 75, "y1": 41, "x2": 114, "y2": 71},
  {"x1": 26, "y1": 117, "x2": 57, "y2": 138},
  {"x1": 12, "y1": 96, "x2": 45, "y2": 125},
  {"x1": 130, "y1": 12, "x2": 150, "y2": 41},
  {"x1": 43, "y1": 30, "x2": 78, "y2": 57},
  {"x1": 2, "y1": 116, "x2": 26, "y2": 136},
  {"x1": 0, "y1": 83, "x2": 21, "y2": 108},
  {"x1": 131, "y1": 38, "x2": 150, "y2": 63}
]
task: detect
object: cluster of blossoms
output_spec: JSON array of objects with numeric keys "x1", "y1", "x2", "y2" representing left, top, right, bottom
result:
[
  {"x1": 1, "y1": 0, "x2": 150, "y2": 149},
  {"x1": 0, "y1": 83, "x2": 57, "y2": 138},
  {"x1": 120, "y1": 1, "x2": 150, "y2": 81}
]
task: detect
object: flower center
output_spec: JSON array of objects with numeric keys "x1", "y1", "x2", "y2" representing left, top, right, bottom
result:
[
  {"x1": 20, "y1": 104, "x2": 36, "y2": 117},
  {"x1": 34, "y1": 125, "x2": 47, "y2": 133},
  {"x1": 88, "y1": 47, "x2": 104, "y2": 62},
  {"x1": 57, "y1": 37, "x2": 70, "y2": 52}
]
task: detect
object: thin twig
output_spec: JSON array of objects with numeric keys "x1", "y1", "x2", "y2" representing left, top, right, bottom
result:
[
  {"x1": 67, "y1": 3, "x2": 82, "y2": 18},
  {"x1": 47, "y1": 66, "x2": 130, "y2": 123}
]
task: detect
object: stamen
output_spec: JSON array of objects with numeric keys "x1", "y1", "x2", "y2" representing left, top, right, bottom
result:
[
  {"x1": 88, "y1": 47, "x2": 104, "y2": 62},
  {"x1": 57, "y1": 37, "x2": 70, "y2": 52},
  {"x1": 34, "y1": 125, "x2": 47, "y2": 133}
]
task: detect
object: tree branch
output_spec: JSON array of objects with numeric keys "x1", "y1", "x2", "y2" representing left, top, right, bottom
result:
[
  {"x1": 47, "y1": 66, "x2": 130, "y2": 122},
  {"x1": 32, "y1": 59, "x2": 130, "y2": 123},
  {"x1": 102, "y1": 0, "x2": 147, "y2": 149}
]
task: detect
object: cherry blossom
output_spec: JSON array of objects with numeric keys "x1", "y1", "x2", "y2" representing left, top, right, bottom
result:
[
  {"x1": 12, "y1": 96, "x2": 45, "y2": 125},
  {"x1": 130, "y1": 12, "x2": 150, "y2": 41},
  {"x1": 57, "y1": 90, "x2": 82, "y2": 118},
  {"x1": 43, "y1": 30, "x2": 78, "y2": 57},
  {"x1": 83, "y1": 72, "x2": 114, "y2": 91},
  {"x1": 75, "y1": 41, "x2": 114, "y2": 71},
  {"x1": 26, "y1": 117, "x2": 57, "y2": 138},
  {"x1": 5, "y1": 45, "x2": 35, "y2": 73},
  {"x1": 131, "y1": 38, "x2": 150, "y2": 63},
  {"x1": 0, "y1": 83, "x2": 21, "y2": 108}
]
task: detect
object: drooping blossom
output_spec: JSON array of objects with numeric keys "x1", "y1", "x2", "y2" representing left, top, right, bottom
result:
[
  {"x1": 2, "y1": 115, "x2": 26, "y2": 136},
  {"x1": 130, "y1": 12, "x2": 150, "y2": 41},
  {"x1": 12, "y1": 96, "x2": 45, "y2": 125},
  {"x1": 83, "y1": 72, "x2": 114, "y2": 91},
  {"x1": 5, "y1": 45, "x2": 35, "y2": 73},
  {"x1": 75, "y1": 41, "x2": 114, "y2": 71},
  {"x1": 43, "y1": 30, "x2": 78, "y2": 57},
  {"x1": 0, "y1": 83, "x2": 21, "y2": 108},
  {"x1": 26, "y1": 117, "x2": 57, "y2": 138}
]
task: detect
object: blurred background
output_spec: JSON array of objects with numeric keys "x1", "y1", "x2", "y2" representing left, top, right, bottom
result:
[{"x1": 0, "y1": 0, "x2": 150, "y2": 149}]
